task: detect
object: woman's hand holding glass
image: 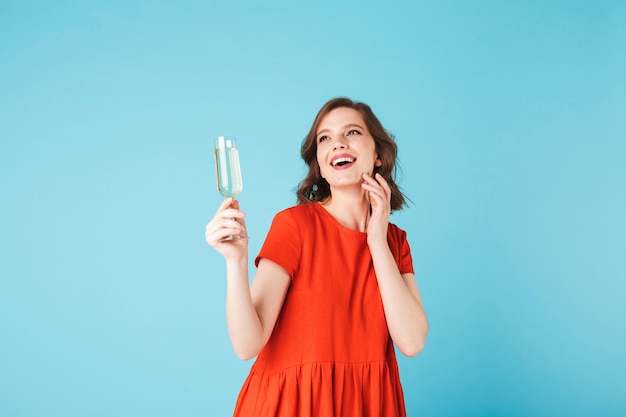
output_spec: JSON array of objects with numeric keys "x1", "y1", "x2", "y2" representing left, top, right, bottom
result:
[{"x1": 205, "y1": 197, "x2": 248, "y2": 259}]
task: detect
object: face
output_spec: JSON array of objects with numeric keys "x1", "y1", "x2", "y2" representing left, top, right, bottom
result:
[{"x1": 316, "y1": 107, "x2": 382, "y2": 188}]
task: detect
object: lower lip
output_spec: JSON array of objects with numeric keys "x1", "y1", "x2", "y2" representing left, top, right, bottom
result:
[{"x1": 332, "y1": 162, "x2": 355, "y2": 170}]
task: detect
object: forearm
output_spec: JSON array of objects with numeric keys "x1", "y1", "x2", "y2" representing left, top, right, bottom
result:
[
  {"x1": 369, "y1": 242, "x2": 428, "y2": 357},
  {"x1": 224, "y1": 256, "x2": 264, "y2": 360}
]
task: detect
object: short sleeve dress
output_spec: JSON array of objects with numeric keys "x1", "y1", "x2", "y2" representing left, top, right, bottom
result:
[{"x1": 232, "y1": 202, "x2": 414, "y2": 417}]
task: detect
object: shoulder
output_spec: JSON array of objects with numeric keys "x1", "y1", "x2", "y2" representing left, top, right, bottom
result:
[
  {"x1": 388, "y1": 222, "x2": 408, "y2": 238},
  {"x1": 267, "y1": 203, "x2": 319, "y2": 233},
  {"x1": 274, "y1": 203, "x2": 318, "y2": 222},
  {"x1": 387, "y1": 222, "x2": 409, "y2": 246},
  {"x1": 387, "y1": 222, "x2": 414, "y2": 272}
]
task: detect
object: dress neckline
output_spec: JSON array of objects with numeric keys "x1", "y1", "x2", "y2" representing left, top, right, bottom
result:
[{"x1": 313, "y1": 202, "x2": 368, "y2": 237}]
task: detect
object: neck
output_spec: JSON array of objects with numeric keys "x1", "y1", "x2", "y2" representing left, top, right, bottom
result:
[{"x1": 320, "y1": 187, "x2": 370, "y2": 232}]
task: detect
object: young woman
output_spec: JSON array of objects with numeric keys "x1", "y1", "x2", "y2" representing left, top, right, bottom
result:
[{"x1": 205, "y1": 97, "x2": 428, "y2": 417}]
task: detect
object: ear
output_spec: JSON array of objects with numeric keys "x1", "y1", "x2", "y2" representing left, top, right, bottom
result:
[{"x1": 374, "y1": 158, "x2": 383, "y2": 168}]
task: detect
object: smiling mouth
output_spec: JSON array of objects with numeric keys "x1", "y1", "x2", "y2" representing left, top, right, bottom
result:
[{"x1": 332, "y1": 156, "x2": 356, "y2": 167}]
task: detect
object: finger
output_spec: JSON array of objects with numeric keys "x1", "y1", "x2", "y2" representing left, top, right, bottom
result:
[
  {"x1": 361, "y1": 181, "x2": 385, "y2": 199},
  {"x1": 206, "y1": 224, "x2": 246, "y2": 244},
  {"x1": 364, "y1": 172, "x2": 390, "y2": 194},
  {"x1": 216, "y1": 197, "x2": 234, "y2": 212},
  {"x1": 368, "y1": 190, "x2": 384, "y2": 207},
  {"x1": 214, "y1": 198, "x2": 246, "y2": 219},
  {"x1": 213, "y1": 198, "x2": 235, "y2": 219},
  {"x1": 206, "y1": 215, "x2": 245, "y2": 236},
  {"x1": 222, "y1": 207, "x2": 246, "y2": 219},
  {"x1": 363, "y1": 189, "x2": 385, "y2": 207},
  {"x1": 361, "y1": 172, "x2": 380, "y2": 186},
  {"x1": 216, "y1": 217, "x2": 246, "y2": 232},
  {"x1": 375, "y1": 173, "x2": 392, "y2": 198},
  {"x1": 207, "y1": 231, "x2": 238, "y2": 246},
  {"x1": 363, "y1": 173, "x2": 390, "y2": 201},
  {"x1": 361, "y1": 175, "x2": 383, "y2": 194},
  {"x1": 365, "y1": 173, "x2": 390, "y2": 200},
  {"x1": 210, "y1": 201, "x2": 246, "y2": 221},
  {"x1": 362, "y1": 182, "x2": 390, "y2": 215},
  {"x1": 373, "y1": 172, "x2": 388, "y2": 185}
]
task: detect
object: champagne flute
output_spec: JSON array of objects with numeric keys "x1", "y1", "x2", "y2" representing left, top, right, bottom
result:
[{"x1": 214, "y1": 136, "x2": 246, "y2": 240}]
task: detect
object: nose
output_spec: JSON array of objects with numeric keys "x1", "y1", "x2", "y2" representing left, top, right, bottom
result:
[{"x1": 333, "y1": 136, "x2": 348, "y2": 150}]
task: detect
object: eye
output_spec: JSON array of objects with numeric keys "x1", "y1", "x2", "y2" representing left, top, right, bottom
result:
[
  {"x1": 318, "y1": 135, "x2": 330, "y2": 143},
  {"x1": 347, "y1": 129, "x2": 361, "y2": 136}
]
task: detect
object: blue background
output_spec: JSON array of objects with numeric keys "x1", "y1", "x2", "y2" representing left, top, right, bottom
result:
[{"x1": 1, "y1": 1, "x2": 625, "y2": 416}]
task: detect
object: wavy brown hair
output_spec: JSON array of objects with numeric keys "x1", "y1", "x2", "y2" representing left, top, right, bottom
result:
[{"x1": 296, "y1": 97, "x2": 408, "y2": 211}]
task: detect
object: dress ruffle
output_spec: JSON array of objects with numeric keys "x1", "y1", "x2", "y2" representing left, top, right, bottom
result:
[{"x1": 234, "y1": 361, "x2": 406, "y2": 417}]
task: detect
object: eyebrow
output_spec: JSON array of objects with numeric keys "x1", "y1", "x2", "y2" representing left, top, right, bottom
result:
[{"x1": 316, "y1": 123, "x2": 366, "y2": 136}]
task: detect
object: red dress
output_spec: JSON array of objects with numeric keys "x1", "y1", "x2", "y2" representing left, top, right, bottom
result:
[{"x1": 233, "y1": 202, "x2": 414, "y2": 417}]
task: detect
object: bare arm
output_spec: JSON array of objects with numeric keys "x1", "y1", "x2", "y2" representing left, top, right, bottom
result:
[
  {"x1": 362, "y1": 173, "x2": 429, "y2": 356},
  {"x1": 206, "y1": 198, "x2": 290, "y2": 360},
  {"x1": 225, "y1": 257, "x2": 290, "y2": 360},
  {"x1": 368, "y1": 242, "x2": 428, "y2": 357}
]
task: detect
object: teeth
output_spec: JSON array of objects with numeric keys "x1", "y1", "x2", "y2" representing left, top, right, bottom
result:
[{"x1": 332, "y1": 157, "x2": 355, "y2": 166}]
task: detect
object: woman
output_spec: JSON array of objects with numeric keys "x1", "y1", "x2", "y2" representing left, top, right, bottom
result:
[{"x1": 206, "y1": 97, "x2": 428, "y2": 416}]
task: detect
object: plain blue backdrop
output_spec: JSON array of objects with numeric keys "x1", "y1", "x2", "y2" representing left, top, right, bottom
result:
[{"x1": 1, "y1": 1, "x2": 625, "y2": 416}]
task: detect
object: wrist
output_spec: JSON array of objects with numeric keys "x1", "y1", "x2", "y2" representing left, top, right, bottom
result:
[
  {"x1": 226, "y1": 255, "x2": 248, "y2": 271},
  {"x1": 367, "y1": 235, "x2": 389, "y2": 252}
]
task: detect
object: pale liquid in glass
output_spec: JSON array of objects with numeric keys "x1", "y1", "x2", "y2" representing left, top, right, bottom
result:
[{"x1": 214, "y1": 146, "x2": 243, "y2": 197}]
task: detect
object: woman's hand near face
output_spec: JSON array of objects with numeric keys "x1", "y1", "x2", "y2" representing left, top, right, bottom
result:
[
  {"x1": 205, "y1": 197, "x2": 248, "y2": 260},
  {"x1": 361, "y1": 172, "x2": 392, "y2": 245}
]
